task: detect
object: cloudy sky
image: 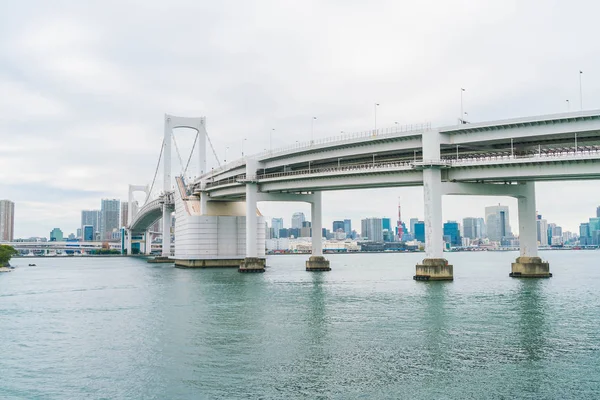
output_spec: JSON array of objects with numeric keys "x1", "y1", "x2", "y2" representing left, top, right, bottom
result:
[{"x1": 1, "y1": 0, "x2": 599, "y2": 238}]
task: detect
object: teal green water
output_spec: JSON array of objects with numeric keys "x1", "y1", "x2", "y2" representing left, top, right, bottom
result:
[{"x1": 1, "y1": 252, "x2": 600, "y2": 399}]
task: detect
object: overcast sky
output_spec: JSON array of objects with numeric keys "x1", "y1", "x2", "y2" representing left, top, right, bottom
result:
[{"x1": 1, "y1": 0, "x2": 599, "y2": 238}]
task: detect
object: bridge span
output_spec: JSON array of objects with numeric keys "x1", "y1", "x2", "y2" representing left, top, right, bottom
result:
[{"x1": 129, "y1": 110, "x2": 600, "y2": 279}]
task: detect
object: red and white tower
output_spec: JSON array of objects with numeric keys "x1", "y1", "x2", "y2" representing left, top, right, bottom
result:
[{"x1": 397, "y1": 197, "x2": 404, "y2": 241}]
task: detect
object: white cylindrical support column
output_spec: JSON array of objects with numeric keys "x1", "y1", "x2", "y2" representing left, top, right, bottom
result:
[
  {"x1": 311, "y1": 192, "x2": 323, "y2": 256},
  {"x1": 198, "y1": 120, "x2": 207, "y2": 176},
  {"x1": 245, "y1": 183, "x2": 258, "y2": 258},
  {"x1": 423, "y1": 168, "x2": 444, "y2": 258},
  {"x1": 126, "y1": 229, "x2": 132, "y2": 255},
  {"x1": 415, "y1": 130, "x2": 452, "y2": 281},
  {"x1": 518, "y1": 182, "x2": 538, "y2": 258},
  {"x1": 164, "y1": 115, "x2": 172, "y2": 193},
  {"x1": 161, "y1": 204, "x2": 171, "y2": 257},
  {"x1": 200, "y1": 180, "x2": 208, "y2": 215},
  {"x1": 145, "y1": 229, "x2": 152, "y2": 255}
]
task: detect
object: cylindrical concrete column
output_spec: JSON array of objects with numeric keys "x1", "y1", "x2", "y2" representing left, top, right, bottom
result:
[
  {"x1": 163, "y1": 116, "x2": 172, "y2": 193},
  {"x1": 518, "y1": 182, "x2": 538, "y2": 258},
  {"x1": 200, "y1": 180, "x2": 208, "y2": 215},
  {"x1": 126, "y1": 229, "x2": 132, "y2": 255},
  {"x1": 162, "y1": 205, "x2": 171, "y2": 257},
  {"x1": 311, "y1": 192, "x2": 323, "y2": 256},
  {"x1": 423, "y1": 168, "x2": 443, "y2": 258},
  {"x1": 145, "y1": 229, "x2": 152, "y2": 255},
  {"x1": 245, "y1": 183, "x2": 258, "y2": 257}
]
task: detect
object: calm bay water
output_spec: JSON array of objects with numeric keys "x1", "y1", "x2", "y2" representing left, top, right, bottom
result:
[{"x1": 1, "y1": 251, "x2": 600, "y2": 399}]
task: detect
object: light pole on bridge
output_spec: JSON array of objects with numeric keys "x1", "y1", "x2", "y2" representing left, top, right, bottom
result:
[
  {"x1": 460, "y1": 88, "x2": 466, "y2": 125},
  {"x1": 374, "y1": 103, "x2": 380, "y2": 134},
  {"x1": 270, "y1": 128, "x2": 275, "y2": 152},
  {"x1": 242, "y1": 138, "x2": 247, "y2": 157},
  {"x1": 579, "y1": 70, "x2": 583, "y2": 111},
  {"x1": 311, "y1": 116, "x2": 317, "y2": 145}
]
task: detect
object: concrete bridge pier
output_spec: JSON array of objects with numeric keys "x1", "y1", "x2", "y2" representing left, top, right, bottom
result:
[
  {"x1": 415, "y1": 130, "x2": 453, "y2": 281},
  {"x1": 511, "y1": 182, "x2": 551, "y2": 278},
  {"x1": 145, "y1": 229, "x2": 152, "y2": 255},
  {"x1": 161, "y1": 204, "x2": 171, "y2": 257},
  {"x1": 240, "y1": 160, "x2": 266, "y2": 272},
  {"x1": 306, "y1": 191, "x2": 331, "y2": 271}
]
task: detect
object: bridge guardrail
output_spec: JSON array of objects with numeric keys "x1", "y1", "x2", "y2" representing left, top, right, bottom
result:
[{"x1": 447, "y1": 148, "x2": 600, "y2": 166}]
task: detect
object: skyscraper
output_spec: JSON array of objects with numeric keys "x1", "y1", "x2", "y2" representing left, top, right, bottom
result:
[
  {"x1": 83, "y1": 225, "x2": 94, "y2": 241},
  {"x1": 344, "y1": 219, "x2": 352, "y2": 237},
  {"x1": 81, "y1": 210, "x2": 101, "y2": 240},
  {"x1": 332, "y1": 220, "x2": 345, "y2": 232},
  {"x1": 410, "y1": 218, "x2": 419, "y2": 235},
  {"x1": 121, "y1": 202, "x2": 129, "y2": 228},
  {"x1": 271, "y1": 218, "x2": 284, "y2": 238},
  {"x1": 443, "y1": 221, "x2": 461, "y2": 246},
  {"x1": 291, "y1": 212, "x2": 305, "y2": 229},
  {"x1": 414, "y1": 221, "x2": 425, "y2": 242},
  {"x1": 0, "y1": 200, "x2": 15, "y2": 242},
  {"x1": 100, "y1": 199, "x2": 120, "y2": 241},
  {"x1": 536, "y1": 214, "x2": 549, "y2": 246},
  {"x1": 462, "y1": 217, "x2": 485, "y2": 239},
  {"x1": 361, "y1": 217, "x2": 383, "y2": 242},
  {"x1": 485, "y1": 205, "x2": 511, "y2": 241}
]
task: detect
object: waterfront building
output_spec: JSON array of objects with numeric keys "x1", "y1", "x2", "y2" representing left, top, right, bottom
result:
[
  {"x1": 279, "y1": 228, "x2": 289, "y2": 238},
  {"x1": 83, "y1": 225, "x2": 94, "y2": 241},
  {"x1": 271, "y1": 218, "x2": 284, "y2": 238},
  {"x1": 536, "y1": 214, "x2": 549, "y2": 246},
  {"x1": 81, "y1": 210, "x2": 101, "y2": 240},
  {"x1": 443, "y1": 221, "x2": 461, "y2": 246},
  {"x1": 121, "y1": 202, "x2": 129, "y2": 227},
  {"x1": 50, "y1": 228, "x2": 63, "y2": 242},
  {"x1": 332, "y1": 220, "x2": 345, "y2": 232},
  {"x1": 76, "y1": 228, "x2": 82, "y2": 239},
  {"x1": 361, "y1": 217, "x2": 383, "y2": 242},
  {"x1": 382, "y1": 218, "x2": 392, "y2": 231},
  {"x1": 462, "y1": 217, "x2": 478, "y2": 239},
  {"x1": 300, "y1": 221, "x2": 312, "y2": 238},
  {"x1": 414, "y1": 221, "x2": 425, "y2": 242},
  {"x1": 485, "y1": 205, "x2": 511, "y2": 241},
  {"x1": 343, "y1": 219, "x2": 352, "y2": 236},
  {"x1": 597, "y1": 206, "x2": 600, "y2": 218},
  {"x1": 291, "y1": 212, "x2": 305, "y2": 229},
  {"x1": 0, "y1": 199, "x2": 15, "y2": 242},
  {"x1": 100, "y1": 199, "x2": 120, "y2": 240},
  {"x1": 579, "y1": 223, "x2": 591, "y2": 245},
  {"x1": 409, "y1": 218, "x2": 419, "y2": 235}
]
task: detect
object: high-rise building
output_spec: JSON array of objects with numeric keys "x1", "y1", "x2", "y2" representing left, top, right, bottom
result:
[
  {"x1": 300, "y1": 221, "x2": 312, "y2": 238},
  {"x1": 271, "y1": 218, "x2": 284, "y2": 238},
  {"x1": 443, "y1": 221, "x2": 461, "y2": 246},
  {"x1": 414, "y1": 221, "x2": 425, "y2": 242},
  {"x1": 121, "y1": 202, "x2": 129, "y2": 227},
  {"x1": 536, "y1": 214, "x2": 548, "y2": 246},
  {"x1": 361, "y1": 217, "x2": 383, "y2": 242},
  {"x1": 410, "y1": 218, "x2": 419, "y2": 235},
  {"x1": 485, "y1": 205, "x2": 511, "y2": 241},
  {"x1": 462, "y1": 217, "x2": 478, "y2": 239},
  {"x1": 76, "y1": 228, "x2": 82, "y2": 239},
  {"x1": 100, "y1": 199, "x2": 120, "y2": 241},
  {"x1": 50, "y1": 228, "x2": 63, "y2": 241},
  {"x1": 382, "y1": 218, "x2": 392, "y2": 231},
  {"x1": 332, "y1": 220, "x2": 345, "y2": 232},
  {"x1": 291, "y1": 212, "x2": 305, "y2": 229},
  {"x1": 83, "y1": 225, "x2": 94, "y2": 241},
  {"x1": 477, "y1": 217, "x2": 486, "y2": 238},
  {"x1": 0, "y1": 200, "x2": 15, "y2": 242},
  {"x1": 344, "y1": 219, "x2": 352, "y2": 237},
  {"x1": 81, "y1": 210, "x2": 101, "y2": 240}
]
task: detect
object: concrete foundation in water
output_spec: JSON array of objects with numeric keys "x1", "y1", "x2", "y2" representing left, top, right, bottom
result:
[
  {"x1": 305, "y1": 256, "x2": 331, "y2": 271},
  {"x1": 147, "y1": 256, "x2": 174, "y2": 264},
  {"x1": 239, "y1": 257, "x2": 266, "y2": 273},
  {"x1": 175, "y1": 259, "x2": 242, "y2": 268},
  {"x1": 510, "y1": 256, "x2": 552, "y2": 278},
  {"x1": 414, "y1": 258, "x2": 453, "y2": 281}
]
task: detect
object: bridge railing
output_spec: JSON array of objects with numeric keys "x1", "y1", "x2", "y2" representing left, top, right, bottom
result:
[
  {"x1": 255, "y1": 122, "x2": 431, "y2": 160},
  {"x1": 447, "y1": 147, "x2": 600, "y2": 166}
]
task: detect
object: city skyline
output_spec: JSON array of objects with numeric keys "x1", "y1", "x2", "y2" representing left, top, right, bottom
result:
[{"x1": 2, "y1": 2, "x2": 600, "y2": 237}]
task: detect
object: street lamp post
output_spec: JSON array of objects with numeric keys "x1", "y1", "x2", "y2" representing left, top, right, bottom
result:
[
  {"x1": 460, "y1": 88, "x2": 465, "y2": 124},
  {"x1": 579, "y1": 70, "x2": 583, "y2": 110},
  {"x1": 374, "y1": 103, "x2": 380, "y2": 134},
  {"x1": 242, "y1": 138, "x2": 247, "y2": 157},
  {"x1": 270, "y1": 128, "x2": 275, "y2": 152},
  {"x1": 311, "y1": 116, "x2": 317, "y2": 144},
  {"x1": 566, "y1": 99, "x2": 570, "y2": 112}
]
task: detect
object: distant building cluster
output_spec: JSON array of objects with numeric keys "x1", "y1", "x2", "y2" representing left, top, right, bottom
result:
[{"x1": 265, "y1": 202, "x2": 582, "y2": 253}]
